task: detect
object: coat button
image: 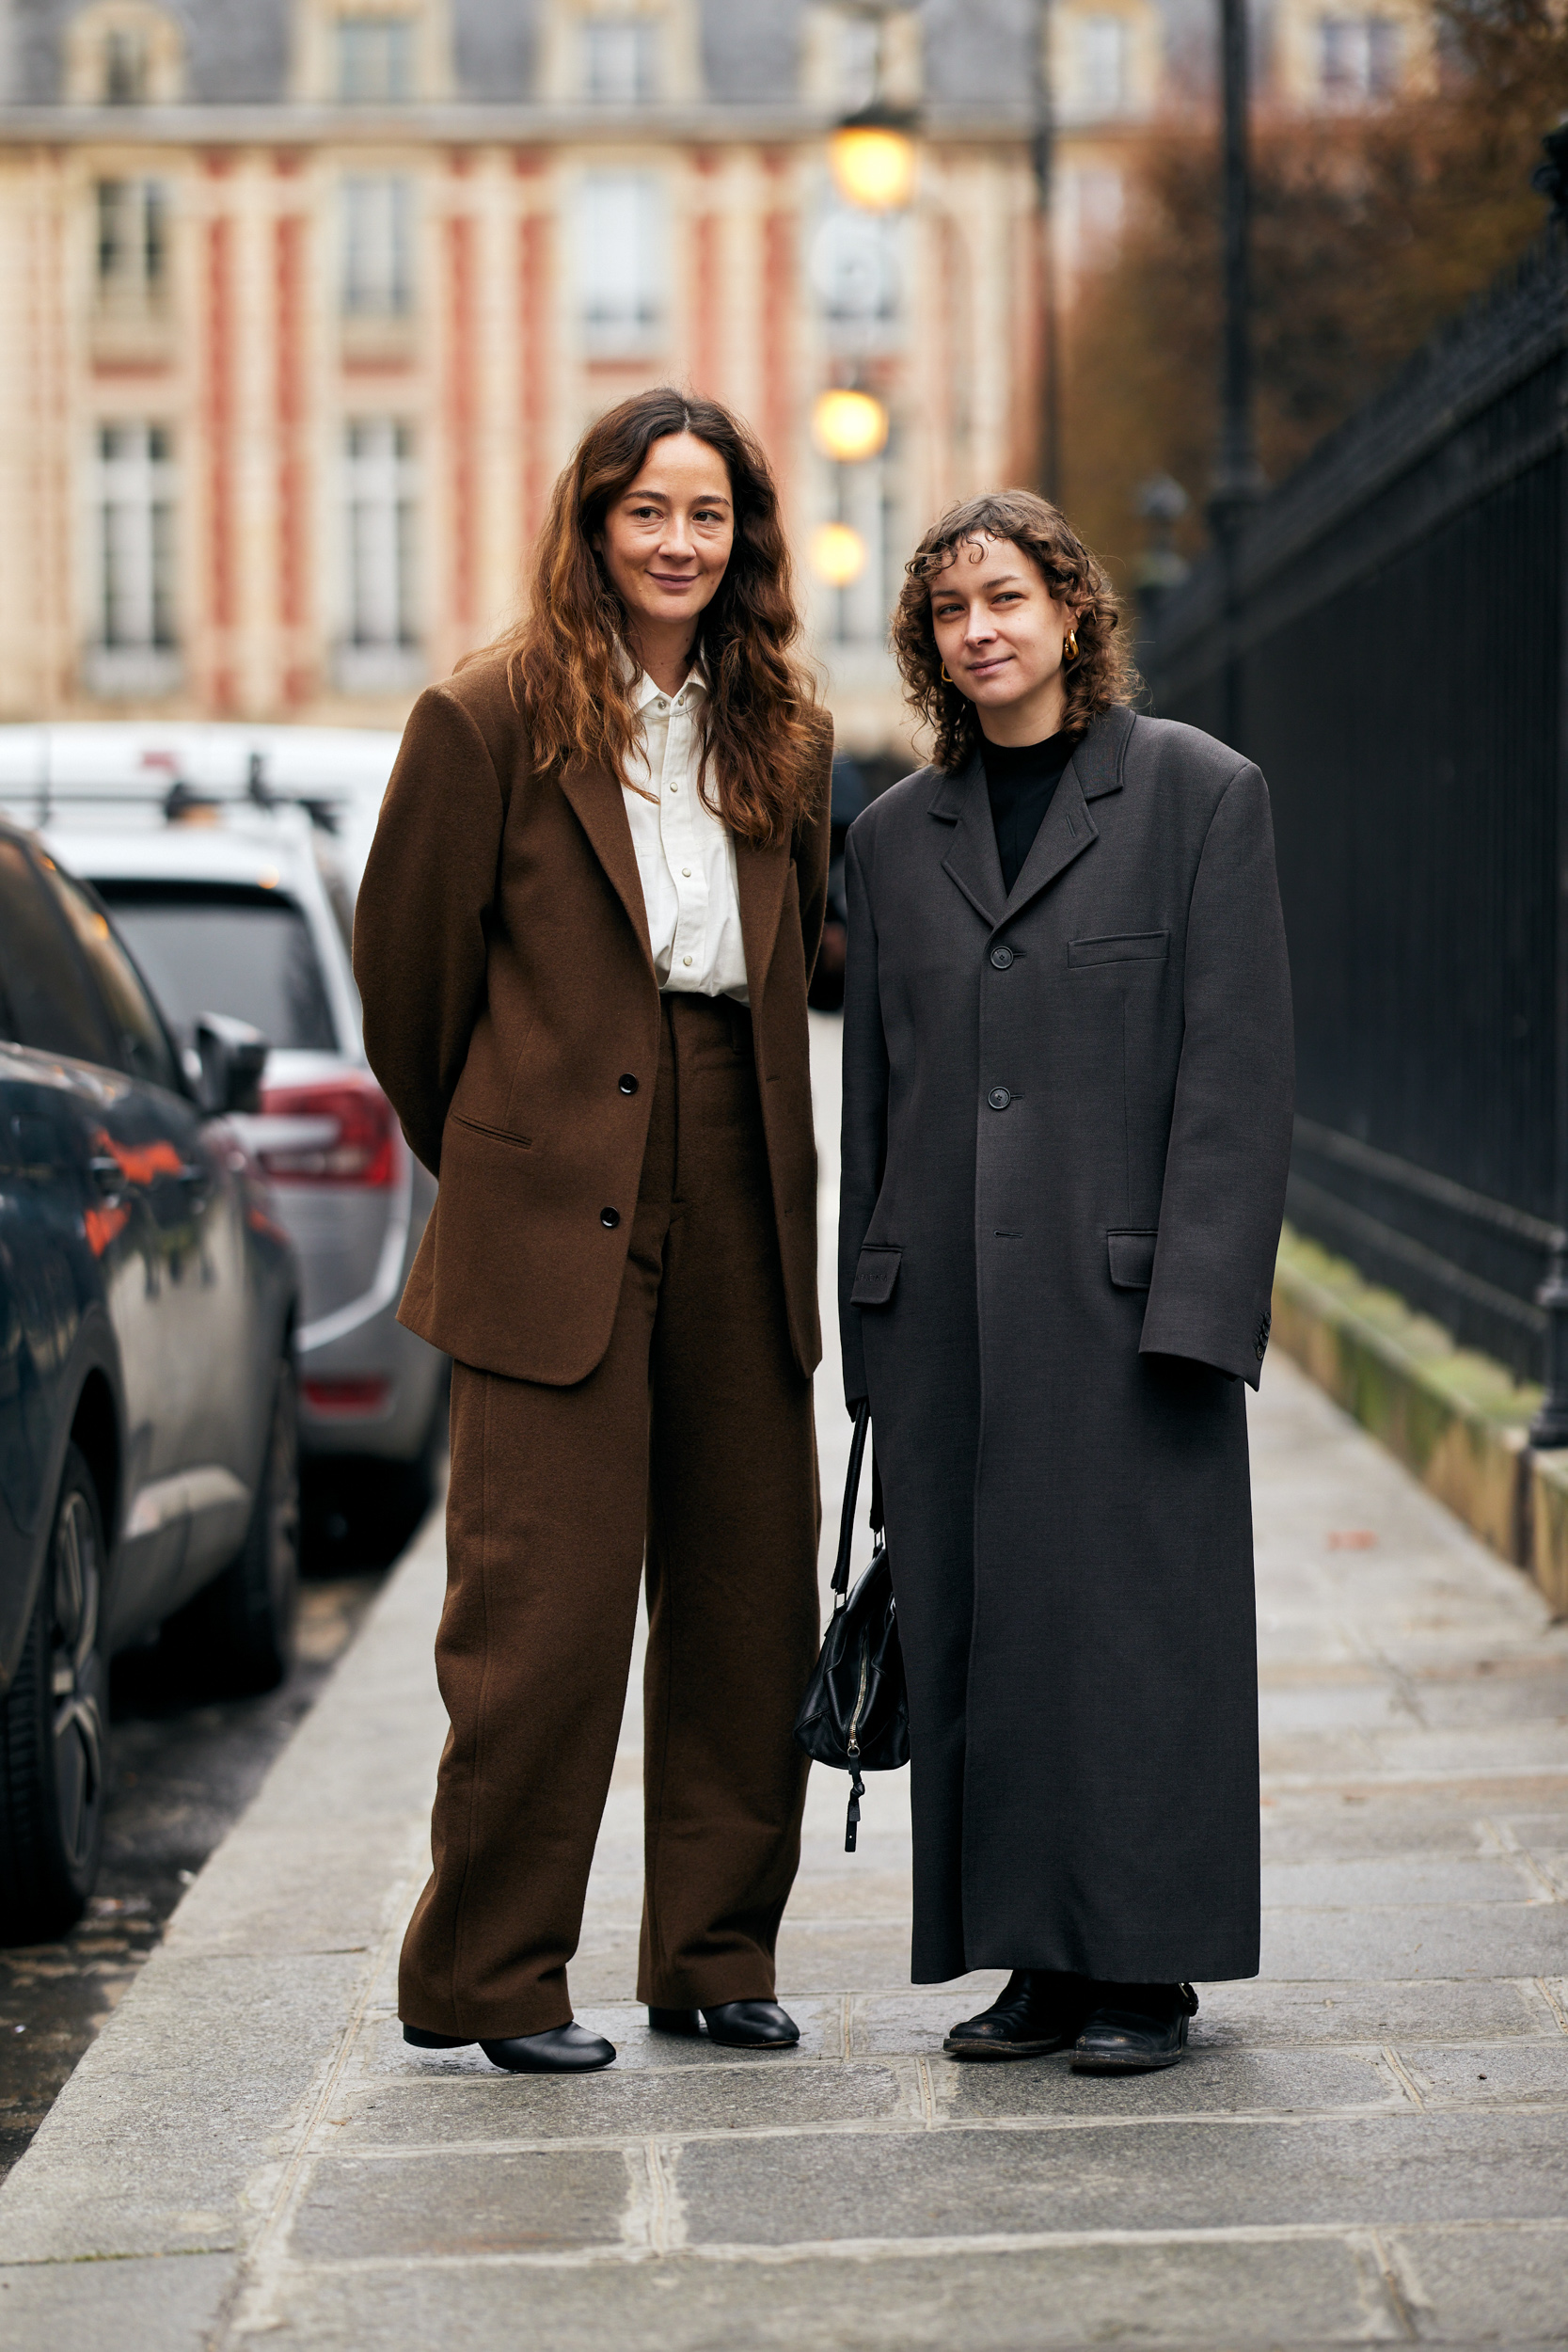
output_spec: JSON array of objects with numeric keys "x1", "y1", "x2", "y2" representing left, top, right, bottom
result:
[
  {"x1": 600, "y1": 1207, "x2": 621, "y2": 1229},
  {"x1": 990, "y1": 945, "x2": 1015, "y2": 969},
  {"x1": 618, "y1": 1073, "x2": 639, "y2": 1095},
  {"x1": 987, "y1": 1087, "x2": 1012, "y2": 1111}
]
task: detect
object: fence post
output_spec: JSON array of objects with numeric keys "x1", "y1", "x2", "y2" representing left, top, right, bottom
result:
[{"x1": 1530, "y1": 356, "x2": 1568, "y2": 1448}]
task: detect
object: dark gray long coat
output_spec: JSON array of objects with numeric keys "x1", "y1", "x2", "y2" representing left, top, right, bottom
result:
[{"x1": 839, "y1": 705, "x2": 1293, "y2": 1986}]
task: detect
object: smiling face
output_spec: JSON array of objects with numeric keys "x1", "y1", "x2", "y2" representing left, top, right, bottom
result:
[
  {"x1": 594, "y1": 431, "x2": 736, "y2": 679},
  {"x1": 927, "y1": 532, "x2": 1081, "y2": 745}
]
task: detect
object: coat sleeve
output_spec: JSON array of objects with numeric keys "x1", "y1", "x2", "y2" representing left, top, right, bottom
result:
[
  {"x1": 794, "y1": 715, "x2": 834, "y2": 981},
  {"x1": 1139, "y1": 761, "x2": 1294, "y2": 1389},
  {"x1": 352, "y1": 684, "x2": 506, "y2": 1178},
  {"x1": 838, "y1": 822, "x2": 890, "y2": 1406}
]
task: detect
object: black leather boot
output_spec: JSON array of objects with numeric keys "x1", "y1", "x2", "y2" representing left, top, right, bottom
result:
[
  {"x1": 647, "y1": 2000, "x2": 800, "y2": 2048},
  {"x1": 1071, "y1": 1983, "x2": 1198, "y2": 2074},
  {"x1": 942, "y1": 1971, "x2": 1095, "y2": 2060},
  {"x1": 403, "y1": 2022, "x2": 616, "y2": 2073}
]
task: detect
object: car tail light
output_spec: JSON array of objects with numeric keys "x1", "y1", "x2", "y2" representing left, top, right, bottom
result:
[
  {"x1": 254, "y1": 1075, "x2": 399, "y2": 1187},
  {"x1": 302, "y1": 1375, "x2": 391, "y2": 1414}
]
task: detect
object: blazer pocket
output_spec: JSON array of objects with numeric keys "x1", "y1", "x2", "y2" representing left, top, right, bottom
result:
[
  {"x1": 1106, "y1": 1228, "x2": 1159, "y2": 1290},
  {"x1": 449, "y1": 1110, "x2": 533, "y2": 1152},
  {"x1": 1069, "y1": 931, "x2": 1169, "y2": 968},
  {"x1": 850, "y1": 1245, "x2": 902, "y2": 1307}
]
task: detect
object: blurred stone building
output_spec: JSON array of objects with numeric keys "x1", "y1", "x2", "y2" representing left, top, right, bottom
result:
[{"x1": 0, "y1": 0, "x2": 1434, "y2": 749}]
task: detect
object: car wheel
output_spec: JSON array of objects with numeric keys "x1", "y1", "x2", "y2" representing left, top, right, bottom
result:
[
  {"x1": 174, "y1": 1359, "x2": 300, "y2": 1697},
  {"x1": 0, "y1": 1444, "x2": 109, "y2": 1945}
]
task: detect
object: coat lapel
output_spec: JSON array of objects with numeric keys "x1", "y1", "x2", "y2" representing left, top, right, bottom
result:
[
  {"x1": 735, "y1": 831, "x2": 792, "y2": 1006},
  {"x1": 999, "y1": 706, "x2": 1137, "y2": 928},
  {"x1": 932, "y1": 754, "x2": 1006, "y2": 929},
  {"x1": 558, "y1": 759, "x2": 656, "y2": 976}
]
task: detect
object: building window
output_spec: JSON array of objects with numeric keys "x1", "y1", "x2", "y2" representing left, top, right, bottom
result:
[
  {"x1": 337, "y1": 16, "x2": 414, "y2": 102},
  {"x1": 103, "y1": 25, "x2": 149, "y2": 101},
  {"x1": 1058, "y1": 163, "x2": 1126, "y2": 269},
  {"x1": 96, "y1": 180, "x2": 166, "y2": 304},
  {"x1": 94, "y1": 423, "x2": 175, "y2": 652},
  {"x1": 578, "y1": 172, "x2": 663, "y2": 355},
  {"x1": 582, "y1": 17, "x2": 659, "y2": 102},
  {"x1": 344, "y1": 421, "x2": 418, "y2": 650},
  {"x1": 1078, "y1": 13, "x2": 1129, "y2": 114},
  {"x1": 342, "y1": 177, "x2": 414, "y2": 315},
  {"x1": 1320, "y1": 15, "x2": 1401, "y2": 99}
]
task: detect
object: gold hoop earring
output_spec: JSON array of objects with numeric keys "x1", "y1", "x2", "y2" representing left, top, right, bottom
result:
[
  {"x1": 941, "y1": 662, "x2": 954, "y2": 683},
  {"x1": 1064, "y1": 631, "x2": 1079, "y2": 664}
]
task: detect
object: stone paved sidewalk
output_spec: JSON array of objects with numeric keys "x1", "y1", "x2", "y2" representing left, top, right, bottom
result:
[{"x1": 2, "y1": 1018, "x2": 1566, "y2": 2348}]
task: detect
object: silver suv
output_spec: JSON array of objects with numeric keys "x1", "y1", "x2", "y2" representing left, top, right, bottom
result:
[{"x1": 0, "y1": 727, "x2": 444, "y2": 1556}]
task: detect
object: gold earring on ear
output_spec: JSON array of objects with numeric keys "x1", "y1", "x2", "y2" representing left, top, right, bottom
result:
[
  {"x1": 1064, "y1": 630, "x2": 1079, "y2": 663},
  {"x1": 941, "y1": 663, "x2": 954, "y2": 683}
]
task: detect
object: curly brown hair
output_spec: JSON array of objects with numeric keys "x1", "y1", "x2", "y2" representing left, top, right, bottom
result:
[
  {"x1": 496, "y1": 387, "x2": 821, "y2": 845},
  {"x1": 891, "y1": 490, "x2": 1137, "y2": 773}
]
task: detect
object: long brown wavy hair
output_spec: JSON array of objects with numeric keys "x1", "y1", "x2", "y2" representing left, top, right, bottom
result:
[
  {"x1": 501, "y1": 388, "x2": 821, "y2": 845},
  {"x1": 891, "y1": 490, "x2": 1137, "y2": 774}
]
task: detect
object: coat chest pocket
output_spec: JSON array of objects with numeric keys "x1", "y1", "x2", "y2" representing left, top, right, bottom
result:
[
  {"x1": 1069, "y1": 931, "x2": 1168, "y2": 969},
  {"x1": 850, "y1": 1246, "x2": 902, "y2": 1306},
  {"x1": 1106, "y1": 1229, "x2": 1158, "y2": 1290}
]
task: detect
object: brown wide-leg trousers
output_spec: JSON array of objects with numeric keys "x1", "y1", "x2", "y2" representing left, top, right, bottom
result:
[{"x1": 399, "y1": 993, "x2": 820, "y2": 2040}]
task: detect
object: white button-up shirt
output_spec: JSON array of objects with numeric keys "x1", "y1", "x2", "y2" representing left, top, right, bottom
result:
[{"x1": 622, "y1": 666, "x2": 749, "y2": 1004}]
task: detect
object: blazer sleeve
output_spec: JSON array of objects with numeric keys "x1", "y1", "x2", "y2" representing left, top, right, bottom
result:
[
  {"x1": 1139, "y1": 761, "x2": 1294, "y2": 1389},
  {"x1": 838, "y1": 822, "x2": 890, "y2": 1406},
  {"x1": 353, "y1": 684, "x2": 507, "y2": 1178},
  {"x1": 794, "y1": 716, "x2": 834, "y2": 981}
]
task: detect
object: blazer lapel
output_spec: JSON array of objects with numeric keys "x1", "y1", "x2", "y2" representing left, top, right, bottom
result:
[
  {"x1": 735, "y1": 831, "x2": 791, "y2": 1006},
  {"x1": 558, "y1": 759, "x2": 656, "y2": 976},
  {"x1": 933, "y1": 754, "x2": 1006, "y2": 929},
  {"x1": 998, "y1": 707, "x2": 1136, "y2": 927}
]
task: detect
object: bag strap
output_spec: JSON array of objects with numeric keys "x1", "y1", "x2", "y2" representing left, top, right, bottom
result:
[{"x1": 832, "y1": 1401, "x2": 871, "y2": 1602}]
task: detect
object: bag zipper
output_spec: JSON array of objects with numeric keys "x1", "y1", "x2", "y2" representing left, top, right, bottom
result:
[
  {"x1": 844, "y1": 1633, "x2": 871, "y2": 1852},
  {"x1": 846, "y1": 1632, "x2": 870, "y2": 1761}
]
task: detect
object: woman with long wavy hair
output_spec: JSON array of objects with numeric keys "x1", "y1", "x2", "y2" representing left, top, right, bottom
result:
[
  {"x1": 840, "y1": 492, "x2": 1292, "y2": 2073},
  {"x1": 355, "y1": 388, "x2": 832, "y2": 2074}
]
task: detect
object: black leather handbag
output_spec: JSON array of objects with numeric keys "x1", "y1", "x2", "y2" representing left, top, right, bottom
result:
[{"x1": 793, "y1": 1401, "x2": 909, "y2": 1851}]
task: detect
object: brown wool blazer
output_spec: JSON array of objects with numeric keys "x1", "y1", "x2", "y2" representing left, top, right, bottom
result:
[{"x1": 353, "y1": 647, "x2": 832, "y2": 1387}]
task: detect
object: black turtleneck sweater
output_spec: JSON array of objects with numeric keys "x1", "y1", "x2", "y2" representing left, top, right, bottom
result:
[{"x1": 980, "y1": 728, "x2": 1076, "y2": 896}]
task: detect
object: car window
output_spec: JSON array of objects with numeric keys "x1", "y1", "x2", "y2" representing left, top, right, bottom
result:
[
  {"x1": 38, "y1": 858, "x2": 181, "y2": 1093},
  {"x1": 93, "y1": 882, "x2": 340, "y2": 1054},
  {"x1": 0, "y1": 838, "x2": 114, "y2": 1066}
]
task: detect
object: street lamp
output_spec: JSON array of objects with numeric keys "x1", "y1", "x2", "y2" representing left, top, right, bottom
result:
[
  {"x1": 813, "y1": 388, "x2": 891, "y2": 463},
  {"x1": 830, "y1": 106, "x2": 919, "y2": 212},
  {"x1": 811, "y1": 522, "x2": 869, "y2": 587},
  {"x1": 1207, "y1": 0, "x2": 1265, "y2": 748},
  {"x1": 1034, "y1": 0, "x2": 1062, "y2": 503}
]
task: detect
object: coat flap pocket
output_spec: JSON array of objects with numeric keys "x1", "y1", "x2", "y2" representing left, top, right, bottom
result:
[
  {"x1": 1107, "y1": 1229, "x2": 1159, "y2": 1290},
  {"x1": 850, "y1": 1246, "x2": 902, "y2": 1307},
  {"x1": 1069, "y1": 930, "x2": 1169, "y2": 968}
]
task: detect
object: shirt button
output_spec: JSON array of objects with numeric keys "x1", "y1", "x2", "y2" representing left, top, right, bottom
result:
[
  {"x1": 988, "y1": 1087, "x2": 1012, "y2": 1111},
  {"x1": 990, "y1": 945, "x2": 1015, "y2": 969},
  {"x1": 618, "y1": 1073, "x2": 638, "y2": 1095},
  {"x1": 682, "y1": 956, "x2": 693, "y2": 967},
  {"x1": 600, "y1": 1207, "x2": 621, "y2": 1229},
  {"x1": 682, "y1": 867, "x2": 691, "y2": 878},
  {"x1": 670, "y1": 784, "x2": 678, "y2": 793}
]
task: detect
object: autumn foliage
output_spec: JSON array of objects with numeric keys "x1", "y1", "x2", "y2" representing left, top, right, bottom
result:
[{"x1": 1061, "y1": 0, "x2": 1568, "y2": 582}]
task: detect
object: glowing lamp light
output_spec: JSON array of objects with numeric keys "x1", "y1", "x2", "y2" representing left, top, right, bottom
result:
[
  {"x1": 811, "y1": 523, "x2": 867, "y2": 588},
  {"x1": 813, "y1": 388, "x2": 890, "y2": 464},
  {"x1": 830, "y1": 121, "x2": 918, "y2": 213}
]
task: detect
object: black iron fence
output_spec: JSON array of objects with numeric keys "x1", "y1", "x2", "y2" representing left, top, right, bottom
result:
[{"x1": 1146, "y1": 228, "x2": 1568, "y2": 1405}]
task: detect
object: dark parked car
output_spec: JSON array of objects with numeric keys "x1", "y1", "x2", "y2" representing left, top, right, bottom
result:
[{"x1": 0, "y1": 820, "x2": 299, "y2": 1944}]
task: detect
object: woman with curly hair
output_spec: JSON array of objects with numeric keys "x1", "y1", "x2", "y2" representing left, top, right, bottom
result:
[
  {"x1": 839, "y1": 491, "x2": 1293, "y2": 2072},
  {"x1": 355, "y1": 389, "x2": 831, "y2": 2074}
]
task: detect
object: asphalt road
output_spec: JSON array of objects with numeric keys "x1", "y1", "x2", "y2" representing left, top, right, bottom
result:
[{"x1": 0, "y1": 1542, "x2": 399, "y2": 2182}]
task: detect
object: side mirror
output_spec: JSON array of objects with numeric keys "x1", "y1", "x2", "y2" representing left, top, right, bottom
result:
[{"x1": 194, "y1": 1012, "x2": 269, "y2": 1117}]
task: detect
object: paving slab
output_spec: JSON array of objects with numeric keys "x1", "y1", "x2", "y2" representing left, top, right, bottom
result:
[{"x1": 2, "y1": 1016, "x2": 1566, "y2": 2347}]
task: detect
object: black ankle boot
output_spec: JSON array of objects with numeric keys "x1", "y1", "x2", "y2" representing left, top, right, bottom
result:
[
  {"x1": 942, "y1": 1971, "x2": 1094, "y2": 2060},
  {"x1": 1071, "y1": 1982, "x2": 1198, "y2": 2074}
]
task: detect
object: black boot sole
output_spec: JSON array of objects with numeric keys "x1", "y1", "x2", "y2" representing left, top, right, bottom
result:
[
  {"x1": 1071, "y1": 2019, "x2": 1190, "y2": 2074},
  {"x1": 942, "y1": 2033, "x2": 1075, "y2": 2060},
  {"x1": 403, "y1": 2026, "x2": 467, "y2": 2049}
]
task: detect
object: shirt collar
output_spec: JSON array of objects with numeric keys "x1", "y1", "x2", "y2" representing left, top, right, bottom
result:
[{"x1": 630, "y1": 660, "x2": 707, "y2": 713}]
